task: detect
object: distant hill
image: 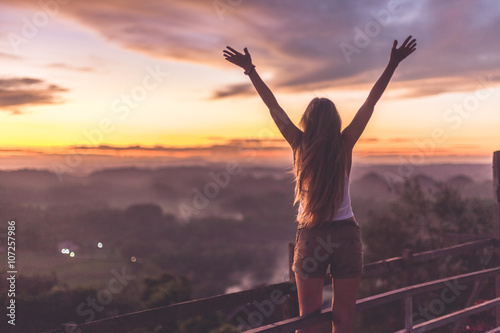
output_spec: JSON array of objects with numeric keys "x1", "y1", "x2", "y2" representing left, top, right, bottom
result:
[
  {"x1": 0, "y1": 163, "x2": 494, "y2": 217},
  {"x1": 350, "y1": 163, "x2": 492, "y2": 183},
  {"x1": 414, "y1": 174, "x2": 437, "y2": 192},
  {"x1": 351, "y1": 172, "x2": 393, "y2": 198},
  {"x1": 445, "y1": 174, "x2": 474, "y2": 188}
]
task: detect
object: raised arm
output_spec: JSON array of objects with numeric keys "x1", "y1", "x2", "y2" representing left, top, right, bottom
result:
[
  {"x1": 343, "y1": 36, "x2": 417, "y2": 150},
  {"x1": 223, "y1": 46, "x2": 302, "y2": 148}
]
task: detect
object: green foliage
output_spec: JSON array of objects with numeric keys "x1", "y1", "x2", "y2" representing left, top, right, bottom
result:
[
  {"x1": 141, "y1": 273, "x2": 192, "y2": 309},
  {"x1": 0, "y1": 271, "x2": 237, "y2": 333},
  {"x1": 178, "y1": 313, "x2": 238, "y2": 333},
  {"x1": 0, "y1": 274, "x2": 98, "y2": 332},
  {"x1": 140, "y1": 274, "x2": 238, "y2": 333}
]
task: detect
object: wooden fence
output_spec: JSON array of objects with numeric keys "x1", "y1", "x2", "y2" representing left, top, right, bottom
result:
[
  {"x1": 41, "y1": 151, "x2": 500, "y2": 333},
  {"x1": 248, "y1": 243, "x2": 500, "y2": 333}
]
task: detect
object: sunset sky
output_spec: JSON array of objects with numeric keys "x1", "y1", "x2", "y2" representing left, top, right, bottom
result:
[{"x1": 0, "y1": 0, "x2": 499, "y2": 172}]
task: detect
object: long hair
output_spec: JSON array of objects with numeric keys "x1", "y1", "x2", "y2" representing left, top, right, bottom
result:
[{"x1": 293, "y1": 97, "x2": 346, "y2": 227}]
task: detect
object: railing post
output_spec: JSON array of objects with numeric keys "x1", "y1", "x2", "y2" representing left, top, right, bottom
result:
[
  {"x1": 402, "y1": 249, "x2": 414, "y2": 332},
  {"x1": 402, "y1": 248, "x2": 414, "y2": 286},
  {"x1": 494, "y1": 151, "x2": 500, "y2": 327}
]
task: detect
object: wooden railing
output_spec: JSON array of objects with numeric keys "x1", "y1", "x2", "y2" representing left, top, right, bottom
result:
[
  {"x1": 41, "y1": 150, "x2": 500, "y2": 333},
  {"x1": 41, "y1": 237, "x2": 499, "y2": 333},
  {"x1": 248, "y1": 243, "x2": 500, "y2": 333}
]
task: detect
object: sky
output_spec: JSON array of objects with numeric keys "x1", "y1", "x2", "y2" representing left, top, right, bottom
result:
[{"x1": 0, "y1": 0, "x2": 499, "y2": 173}]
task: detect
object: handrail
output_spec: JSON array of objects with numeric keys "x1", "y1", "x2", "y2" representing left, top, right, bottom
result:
[
  {"x1": 394, "y1": 297, "x2": 500, "y2": 333},
  {"x1": 412, "y1": 238, "x2": 497, "y2": 263},
  {"x1": 245, "y1": 267, "x2": 500, "y2": 333},
  {"x1": 356, "y1": 266, "x2": 500, "y2": 312},
  {"x1": 48, "y1": 282, "x2": 295, "y2": 333},
  {"x1": 362, "y1": 238, "x2": 496, "y2": 278}
]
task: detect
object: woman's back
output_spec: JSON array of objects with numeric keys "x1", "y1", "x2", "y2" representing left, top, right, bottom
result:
[{"x1": 293, "y1": 98, "x2": 348, "y2": 227}]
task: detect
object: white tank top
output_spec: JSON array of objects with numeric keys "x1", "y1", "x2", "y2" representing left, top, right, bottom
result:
[{"x1": 297, "y1": 175, "x2": 354, "y2": 222}]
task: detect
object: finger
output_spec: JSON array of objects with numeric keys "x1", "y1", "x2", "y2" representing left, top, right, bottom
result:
[
  {"x1": 402, "y1": 35, "x2": 412, "y2": 47},
  {"x1": 223, "y1": 50, "x2": 236, "y2": 57},
  {"x1": 393, "y1": 40, "x2": 398, "y2": 49},
  {"x1": 244, "y1": 47, "x2": 249, "y2": 56},
  {"x1": 407, "y1": 41, "x2": 417, "y2": 49},
  {"x1": 226, "y1": 46, "x2": 241, "y2": 55},
  {"x1": 407, "y1": 46, "x2": 417, "y2": 54}
]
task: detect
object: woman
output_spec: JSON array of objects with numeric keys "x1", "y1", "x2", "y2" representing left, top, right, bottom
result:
[{"x1": 224, "y1": 36, "x2": 416, "y2": 333}]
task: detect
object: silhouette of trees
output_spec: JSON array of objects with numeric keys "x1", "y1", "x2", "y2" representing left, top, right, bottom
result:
[
  {"x1": 362, "y1": 178, "x2": 495, "y2": 262},
  {"x1": 142, "y1": 273, "x2": 192, "y2": 309},
  {"x1": 358, "y1": 178, "x2": 496, "y2": 332}
]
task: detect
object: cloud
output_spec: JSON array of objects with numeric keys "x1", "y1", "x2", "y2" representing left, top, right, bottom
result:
[
  {"x1": 71, "y1": 138, "x2": 289, "y2": 153},
  {"x1": 46, "y1": 63, "x2": 94, "y2": 72},
  {"x1": 0, "y1": 51, "x2": 22, "y2": 60},
  {"x1": 0, "y1": 77, "x2": 68, "y2": 114},
  {"x1": 388, "y1": 137, "x2": 412, "y2": 143},
  {"x1": 2, "y1": 0, "x2": 499, "y2": 99},
  {"x1": 210, "y1": 83, "x2": 254, "y2": 99},
  {"x1": 358, "y1": 137, "x2": 379, "y2": 143}
]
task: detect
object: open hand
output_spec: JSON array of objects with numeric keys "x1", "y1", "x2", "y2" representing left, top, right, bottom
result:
[
  {"x1": 390, "y1": 36, "x2": 417, "y2": 65},
  {"x1": 223, "y1": 46, "x2": 254, "y2": 72}
]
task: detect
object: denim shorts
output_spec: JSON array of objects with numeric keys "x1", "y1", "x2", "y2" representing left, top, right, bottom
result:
[{"x1": 292, "y1": 219, "x2": 363, "y2": 279}]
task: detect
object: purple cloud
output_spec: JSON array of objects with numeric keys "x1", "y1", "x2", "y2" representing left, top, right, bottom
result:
[
  {"x1": 2, "y1": 0, "x2": 499, "y2": 99},
  {"x1": 0, "y1": 77, "x2": 68, "y2": 114}
]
